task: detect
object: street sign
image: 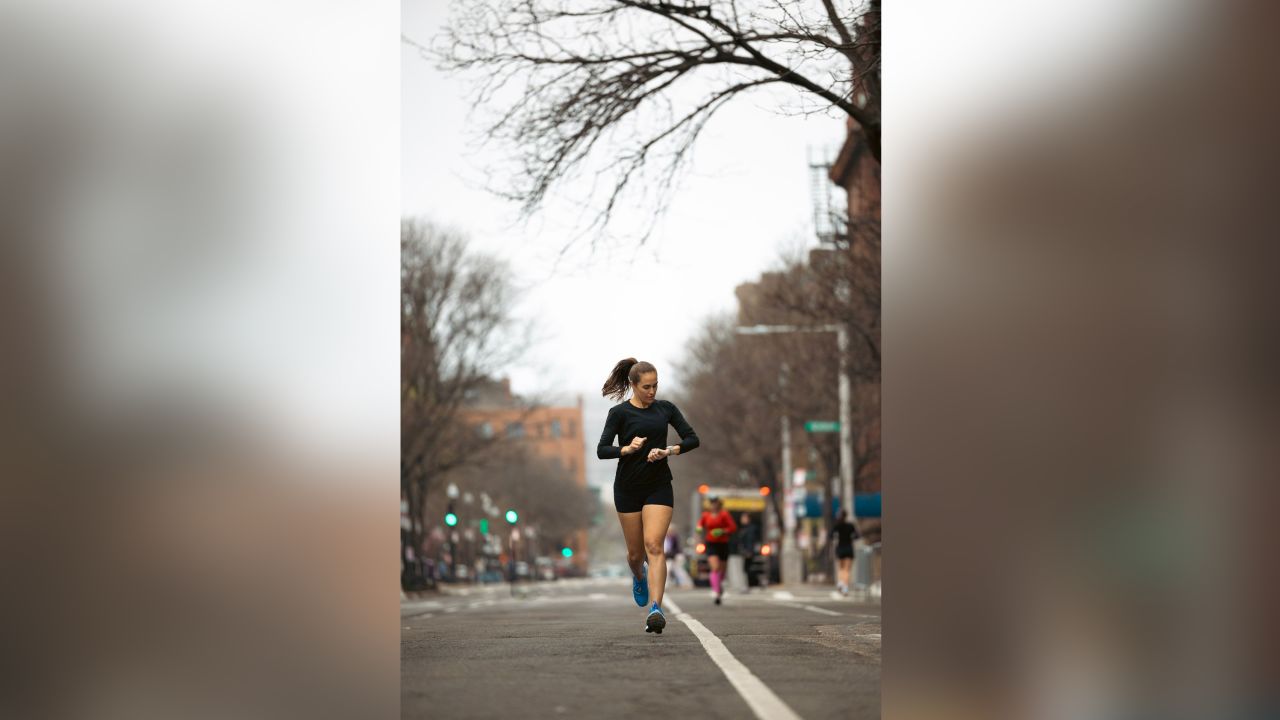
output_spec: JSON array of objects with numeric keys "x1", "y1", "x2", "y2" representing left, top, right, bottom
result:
[{"x1": 804, "y1": 421, "x2": 840, "y2": 433}]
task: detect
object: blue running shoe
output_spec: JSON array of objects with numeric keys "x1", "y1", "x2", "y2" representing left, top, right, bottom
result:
[
  {"x1": 632, "y1": 563, "x2": 649, "y2": 607},
  {"x1": 644, "y1": 603, "x2": 666, "y2": 634}
]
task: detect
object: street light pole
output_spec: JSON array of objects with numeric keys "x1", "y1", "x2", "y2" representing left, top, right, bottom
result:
[
  {"x1": 777, "y1": 363, "x2": 801, "y2": 587},
  {"x1": 736, "y1": 323, "x2": 856, "y2": 525}
]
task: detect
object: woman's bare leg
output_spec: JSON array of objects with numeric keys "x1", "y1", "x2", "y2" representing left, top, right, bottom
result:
[
  {"x1": 641, "y1": 504, "x2": 673, "y2": 606},
  {"x1": 617, "y1": 512, "x2": 645, "y2": 579}
]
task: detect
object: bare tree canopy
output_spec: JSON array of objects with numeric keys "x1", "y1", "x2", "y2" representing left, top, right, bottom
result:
[
  {"x1": 401, "y1": 218, "x2": 525, "y2": 557},
  {"x1": 428, "y1": 0, "x2": 880, "y2": 243},
  {"x1": 672, "y1": 224, "x2": 882, "y2": 531},
  {"x1": 752, "y1": 214, "x2": 881, "y2": 382}
]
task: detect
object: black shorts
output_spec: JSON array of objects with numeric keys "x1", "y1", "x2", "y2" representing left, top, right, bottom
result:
[
  {"x1": 706, "y1": 542, "x2": 730, "y2": 561},
  {"x1": 836, "y1": 545, "x2": 854, "y2": 559},
  {"x1": 613, "y1": 481, "x2": 674, "y2": 514}
]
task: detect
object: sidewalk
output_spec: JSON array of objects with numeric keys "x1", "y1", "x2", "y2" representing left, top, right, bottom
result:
[
  {"x1": 405, "y1": 576, "x2": 882, "y2": 606},
  {"x1": 722, "y1": 580, "x2": 881, "y2": 604}
]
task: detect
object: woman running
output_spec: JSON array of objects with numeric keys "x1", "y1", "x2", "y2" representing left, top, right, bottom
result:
[
  {"x1": 597, "y1": 358, "x2": 700, "y2": 634},
  {"x1": 830, "y1": 509, "x2": 860, "y2": 595},
  {"x1": 697, "y1": 496, "x2": 737, "y2": 605}
]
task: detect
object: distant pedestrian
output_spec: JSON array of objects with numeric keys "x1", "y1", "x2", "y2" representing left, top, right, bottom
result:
[
  {"x1": 664, "y1": 527, "x2": 692, "y2": 588},
  {"x1": 735, "y1": 513, "x2": 760, "y2": 592},
  {"x1": 830, "y1": 510, "x2": 860, "y2": 595},
  {"x1": 597, "y1": 358, "x2": 701, "y2": 634},
  {"x1": 698, "y1": 496, "x2": 737, "y2": 605}
]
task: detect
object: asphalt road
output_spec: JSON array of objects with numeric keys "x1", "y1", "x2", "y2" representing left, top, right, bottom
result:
[{"x1": 402, "y1": 579, "x2": 880, "y2": 719}]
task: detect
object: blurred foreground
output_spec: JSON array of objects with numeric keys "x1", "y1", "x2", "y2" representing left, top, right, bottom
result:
[{"x1": 0, "y1": 2, "x2": 397, "y2": 718}]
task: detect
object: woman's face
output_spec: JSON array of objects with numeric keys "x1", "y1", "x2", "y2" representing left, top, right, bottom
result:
[{"x1": 632, "y1": 371, "x2": 658, "y2": 404}]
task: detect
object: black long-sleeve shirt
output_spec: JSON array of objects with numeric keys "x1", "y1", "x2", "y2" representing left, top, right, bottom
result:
[{"x1": 596, "y1": 399, "x2": 700, "y2": 487}]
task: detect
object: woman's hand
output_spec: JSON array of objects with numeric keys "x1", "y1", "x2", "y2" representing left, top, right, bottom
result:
[
  {"x1": 621, "y1": 436, "x2": 646, "y2": 456},
  {"x1": 646, "y1": 447, "x2": 670, "y2": 462}
]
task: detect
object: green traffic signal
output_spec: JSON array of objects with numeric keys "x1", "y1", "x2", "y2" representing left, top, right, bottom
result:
[
  {"x1": 479, "y1": 519, "x2": 488, "y2": 534},
  {"x1": 561, "y1": 547, "x2": 573, "y2": 558},
  {"x1": 505, "y1": 509, "x2": 518, "y2": 524},
  {"x1": 444, "y1": 512, "x2": 458, "y2": 527}
]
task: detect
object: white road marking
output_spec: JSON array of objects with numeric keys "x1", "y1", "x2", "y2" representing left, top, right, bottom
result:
[
  {"x1": 665, "y1": 599, "x2": 803, "y2": 720},
  {"x1": 772, "y1": 601, "x2": 843, "y2": 617},
  {"x1": 588, "y1": 593, "x2": 608, "y2": 600},
  {"x1": 772, "y1": 591, "x2": 796, "y2": 600}
]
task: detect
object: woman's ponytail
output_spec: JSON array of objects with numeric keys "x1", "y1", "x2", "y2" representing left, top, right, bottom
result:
[
  {"x1": 602, "y1": 357, "x2": 658, "y2": 401},
  {"x1": 602, "y1": 357, "x2": 638, "y2": 401}
]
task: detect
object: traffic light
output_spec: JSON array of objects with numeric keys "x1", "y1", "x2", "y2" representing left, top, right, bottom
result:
[
  {"x1": 479, "y1": 519, "x2": 489, "y2": 534},
  {"x1": 505, "y1": 509, "x2": 518, "y2": 524},
  {"x1": 444, "y1": 502, "x2": 458, "y2": 527},
  {"x1": 561, "y1": 547, "x2": 573, "y2": 558}
]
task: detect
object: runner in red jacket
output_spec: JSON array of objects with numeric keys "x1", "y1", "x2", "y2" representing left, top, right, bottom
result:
[{"x1": 697, "y1": 497, "x2": 737, "y2": 605}]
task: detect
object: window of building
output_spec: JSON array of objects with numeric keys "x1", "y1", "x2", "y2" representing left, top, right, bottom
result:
[
  {"x1": 505, "y1": 422, "x2": 525, "y2": 439},
  {"x1": 550, "y1": 420, "x2": 562, "y2": 438},
  {"x1": 478, "y1": 421, "x2": 493, "y2": 439}
]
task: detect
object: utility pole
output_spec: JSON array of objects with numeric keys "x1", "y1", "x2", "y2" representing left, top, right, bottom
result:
[{"x1": 778, "y1": 363, "x2": 801, "y2": 587}]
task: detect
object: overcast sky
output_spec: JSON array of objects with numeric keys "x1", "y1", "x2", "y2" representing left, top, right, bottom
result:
[{"x1": 401, "y1": 0, "x2": 845, "y2": 488}]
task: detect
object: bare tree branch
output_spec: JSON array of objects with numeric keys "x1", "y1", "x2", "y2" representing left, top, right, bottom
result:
[{"x1": 426, "y1": 0, "x2": 880, "y2": 246}]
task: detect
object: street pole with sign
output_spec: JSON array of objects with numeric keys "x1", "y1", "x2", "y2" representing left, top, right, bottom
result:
[{"x1": 736, "y1": 323, "x2": 857, "y2": 589}]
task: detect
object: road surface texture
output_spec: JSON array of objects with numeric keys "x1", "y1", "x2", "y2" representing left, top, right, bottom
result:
[{"x1": 402, "y1": 578, "x2": 879, "y2": 719}]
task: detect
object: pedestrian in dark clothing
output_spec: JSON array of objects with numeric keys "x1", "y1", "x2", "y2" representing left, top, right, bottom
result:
[{"x1": 830, "y1": 510, "x2": 860, "y2": 595}]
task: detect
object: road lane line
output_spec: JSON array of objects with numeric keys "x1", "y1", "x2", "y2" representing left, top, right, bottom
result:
[
  {"x1": 665, "y1": 599, "x2": 803, "y2": 720},
  {"x1": 772, "y1": 601, "x2": 843, "y2": 617}
]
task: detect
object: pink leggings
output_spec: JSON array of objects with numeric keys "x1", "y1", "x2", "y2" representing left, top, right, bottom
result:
[{"x1": 710, "y1": 568, "x2": 724, "y2": 594}]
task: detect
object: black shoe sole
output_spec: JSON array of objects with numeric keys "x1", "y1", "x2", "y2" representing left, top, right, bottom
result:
[{"x1": 645, "y1": 613, "x2": 666, "y2": 634}]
